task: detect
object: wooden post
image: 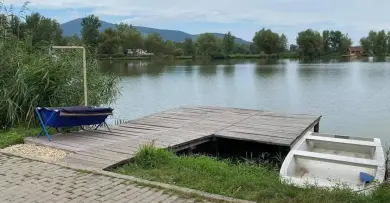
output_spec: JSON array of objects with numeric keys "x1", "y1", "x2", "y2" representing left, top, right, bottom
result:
[{"x1": 314, "y1": 122, "x2": 320, "y2": 133}]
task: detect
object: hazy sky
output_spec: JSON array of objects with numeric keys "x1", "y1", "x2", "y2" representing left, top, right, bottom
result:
[{"x1": 7, "y1": 0, "x2": 390, "y2": 45}]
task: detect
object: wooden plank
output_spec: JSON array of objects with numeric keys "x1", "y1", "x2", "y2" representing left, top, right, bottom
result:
[
  {"x1": 233, "y1": 122, "x2": 309, "y2": 132},
  {"x1": 221, "y1": 127, "x2": 302, "y2": 138},
  {"x1": 118, "y1": 123, "x2": 173, "y2": 131},
  {"x1": 111, "y1": 126, "x2": 163, "y2": 134},
  {"x1": 215, "y1": 131, "x2": 292, "y2": 146},
  {"x1": 128, "y1": 121, "x2": 183, "y2": 129},
  {"x1": 255, "y1": 111, "x2": 320, "y2": 119},
  {"x1": 248, "y1": 115, "x2": 318, "y2": 124},
  {"x1": 217, "y1": 129, "x2": 297, "y2": 140},
  {"x1": 50, "y1": 134, "x2": 115, "y2": 147},
  {"x1": 96, "y1": 128, "x2": 148, "y2": 138},
  {"x1": 238, "y1": 119, "x2": 311, "y2": 128},
  {"x1": 69, "y1": 131, "x2": 131, "y2": 142},
  {"x1": 193, "y1": 106, "x2": 264, "y2": 116}
]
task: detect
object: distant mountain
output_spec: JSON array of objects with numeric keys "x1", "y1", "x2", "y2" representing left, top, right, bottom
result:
[{"x1": 60, "y1": 18, "x2": 251, "y2": 45}]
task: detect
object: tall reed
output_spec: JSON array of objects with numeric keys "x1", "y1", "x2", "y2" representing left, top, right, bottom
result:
[{"x1": 0, "y1": 3, "x2": 119, "y2": 127}]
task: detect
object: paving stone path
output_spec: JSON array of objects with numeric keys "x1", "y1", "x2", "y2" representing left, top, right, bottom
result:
[{"x1": 0, "y1": 154, "x2": 211, "y2": 203}]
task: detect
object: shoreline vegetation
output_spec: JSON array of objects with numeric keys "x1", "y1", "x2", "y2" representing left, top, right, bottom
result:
[
  {"x1": 115, "y1": 144, "x2": 390, "y2": 203},
  {"x1": 1, "y1": 3, "x2": 390, "y2": 63},
  {"x1": 97, "y1": 53, "x2": 300, "y2": 60},
  {"x1": 97, "y1": 53, "x2": 390, "y2": 61}
]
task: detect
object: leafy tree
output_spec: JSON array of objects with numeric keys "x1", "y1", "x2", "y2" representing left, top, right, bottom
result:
[
  {"x1": 196, "y1": 33, "x2": 218, "y2": 57},
  {"x1": 318, "y1": 30, "x2": 352, "y2": 55},
  {"x1": 116, "y1": 23, "x2": 144, "y2": 54},
  {"x1": 25, "y1": 12, "x2": 40, "y2": 31},
  {"x1": 183, "y1": 38, "x2": 195, "y2": 56},
  {"x1": 81, "y1": 15, "x2": 101, "y2": 48},
  {"x1": 63, "y1": 34, "x2": 82, "y2": 46},
  {"x1": 98, "y1": 28, "x2": 120, "y2": 55},
  {"x1": 360, "y1": 37, "x2": 372, "y2": 55},
  {"x1": 296, "y1": 29, "x2": 323, "y2": 58},
  {"x1": 222, "y1": 31, "x2": 235, "y2": 56},
  {"x1": 322, "y1": 30, "x2": 331, "y2": 53},
  {"x1": 360, "y1": 30, "x2": 388, "y2": 55},
  {"x1": 174, "y1": 48, "x2": 184, "y2": 56},
  {"x1": 37, "y1": 18, "x2": 63, "y2": 45},
  {"x1": 374, "y1": 30, "x2": 387, "y2": 55},
  {"x1": 249, "y1": 43, "x2": 258, "y2": 54},
  {"x1": 164, "y1": 40, "x2": 176, "y2": 55},
  {"x1": 252, "y1": 28, "x2": 282, "y2": 54},
  {"x1": 387, "y1": 32, "x2": 390, "y2": 54},
  {"x1": 233, "y1": 43, "x2": 250, "y2": 54},
  {"x1": 338, "y1": 34, "x2": 352, "y2": 55},
  {"x1": 289, "y1": 44, "x2": 298, "y2": 52},
  {"x1": 144, "y1": 32, "x2": 165, "y2": 54},
  {"x1": 24, "y1": 13, "x2": 63, "y2": 46},
  {"x1": 279, "y1": 34, "x2": 288, "y2": 52},
  {"x1": 116, "y1": 23, "x2": 135, "y2": 33},
  {"x1": 9, "y1": 15, "x2": 26, "y2": 39}
]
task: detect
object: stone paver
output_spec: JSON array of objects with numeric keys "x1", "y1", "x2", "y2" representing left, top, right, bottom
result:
[{"x1": 0, "y1": 154, "x2": 210, "y2": 203}]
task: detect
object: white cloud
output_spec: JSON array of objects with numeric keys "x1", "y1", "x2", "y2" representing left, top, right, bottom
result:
[{"x1": 7, "y1": 0, "x2": 390, "y2": 43}]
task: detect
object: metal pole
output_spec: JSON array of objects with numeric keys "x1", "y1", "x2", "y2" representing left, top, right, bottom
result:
[
  {"x1": 82, "y1": 48, "x2": 87, "y2": 106},
  {"x1": 51, "y1": 46, "x2": 88, "y2": 106}
]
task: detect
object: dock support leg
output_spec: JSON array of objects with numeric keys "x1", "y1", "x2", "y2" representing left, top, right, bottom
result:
[
  {"x1": 212, "y1": 137, "x2": 219, "y2": 156},
  {"x1": 314, "y1": 122, "x2": 319, "y2": 133}
]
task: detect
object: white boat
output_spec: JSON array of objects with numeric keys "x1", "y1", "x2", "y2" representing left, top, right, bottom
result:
[{"x1": 280, "y1": 132, "x2": 386, "y2": 192}]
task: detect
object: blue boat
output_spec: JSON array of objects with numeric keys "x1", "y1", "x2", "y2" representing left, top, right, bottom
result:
[{"x1": 35, "y1": 106, "x2": 113, "y2": 141}]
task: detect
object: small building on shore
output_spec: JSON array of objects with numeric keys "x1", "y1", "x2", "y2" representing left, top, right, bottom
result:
[
  {"x1": 126, "y1": 49, "x2": 154, "y2": 56},
  {"x1": 348, "y1": 46, "x2": 363, "y2": 56}
]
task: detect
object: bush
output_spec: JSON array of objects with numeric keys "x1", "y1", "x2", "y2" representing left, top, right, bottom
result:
[
  {"x1": 0, "y1": 36, "x2": 119, "y2": 127},
  {"x1": 111, "y1": 53, "x2": 126, "y2": 58},
  {"x1": 129, "y1": 142, "x2": 175, "y2": 169}
]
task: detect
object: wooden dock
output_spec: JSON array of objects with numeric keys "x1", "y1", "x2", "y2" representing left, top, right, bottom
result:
[{"x1": 25, "y1": 106, "x2": 321, "y2": 170}]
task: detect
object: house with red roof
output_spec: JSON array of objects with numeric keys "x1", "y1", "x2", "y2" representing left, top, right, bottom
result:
[{"x1": 348, "y1": 46, "x2": 363, "y2": 56}]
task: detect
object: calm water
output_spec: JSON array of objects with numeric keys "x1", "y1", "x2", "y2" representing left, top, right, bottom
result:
[{"x1": 101, "y1": 58, "x2": 390, "y2": 143}]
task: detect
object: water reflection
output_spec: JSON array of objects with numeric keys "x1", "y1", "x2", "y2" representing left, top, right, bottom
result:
[
  {"x1": 102, "y1": 59, "x2": 390, "y2": 143},
  {"x1": 223, "y1": 65, "x2": 234, "y2": 76},
  {"x1": 255, "y1": 66, "x2": 285, "y2": 78},
  {"x1": 256, "y1": 58, "x2": 283, "y2": 65},
  {"x1": 297, "y1": 65, "x2": 321, "y2": 78}
]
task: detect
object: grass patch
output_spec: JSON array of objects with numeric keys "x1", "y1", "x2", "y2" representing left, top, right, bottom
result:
[
  {"x1": 115, "y1": 144, "x2": 390, "y2": 203},
  {"x1": 0, "y1": 129, "x2": 24, "y2": 149},
  {"x1": 0, "y1": 128, "x2": 43, "y2": 149}
]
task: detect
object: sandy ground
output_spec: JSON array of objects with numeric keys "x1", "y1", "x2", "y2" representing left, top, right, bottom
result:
[{"x1": 2, "y1": 144, "x2": 70, "y2": 161}]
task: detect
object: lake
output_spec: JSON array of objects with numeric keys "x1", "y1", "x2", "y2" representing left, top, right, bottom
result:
[{"x1": 101, "y1": 58, "x2": 390, "y2": 143}]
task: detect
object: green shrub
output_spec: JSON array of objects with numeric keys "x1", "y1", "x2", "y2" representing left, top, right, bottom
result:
[
  {"x1": 132, "y1": 142, "x2": 175, "y2": 169},
  {"x1": 111, "y1": 53, "x2": 126, "y2": 58}
]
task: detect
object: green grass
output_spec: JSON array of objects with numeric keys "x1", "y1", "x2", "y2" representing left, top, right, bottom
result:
[
  {"x1": 115, "y1": 143, "x2": 390, "y2": 203},
  {"x1": 0, "y1": 129, "x2": 24, "y2": 149},
  {"x1": 0, "y1": 128, "x2": 45, "y2": 149}
]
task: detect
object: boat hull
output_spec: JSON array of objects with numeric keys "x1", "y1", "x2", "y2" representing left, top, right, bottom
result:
[{"x1": 280, "y1": 132, "x2": 386, "y2": 192}]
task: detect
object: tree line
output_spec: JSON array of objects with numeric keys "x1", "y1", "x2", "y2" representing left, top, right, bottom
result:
[{"x1": 2, "y1": 12, "x2": 390, "y2": 58}]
